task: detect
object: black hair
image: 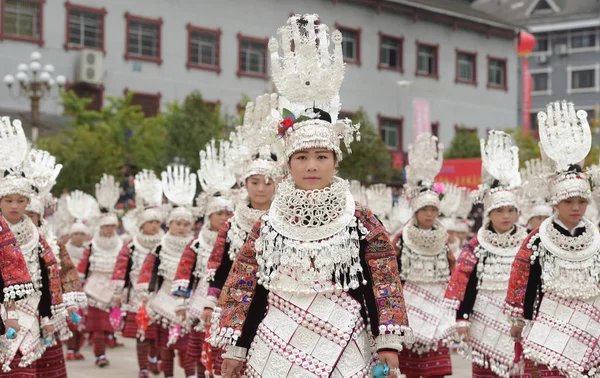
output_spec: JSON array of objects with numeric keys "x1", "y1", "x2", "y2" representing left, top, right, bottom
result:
[
  {"x1": 309, "y1": 107, "x2": 332, "y2": 123},
  {"x1": 567, "y1": 164, "x2": 583, "y2": 173}
]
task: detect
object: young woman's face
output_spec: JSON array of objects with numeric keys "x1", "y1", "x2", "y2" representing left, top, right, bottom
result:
[
  {"x1": 141, "y1": 220, "x2": 161, "y2": 235},
  {"x1": 488, "y1": 206, "x2": 519, "y2": 234},
  {"x1": 70, "y1": 232, "x2": 86, "y2": 247},
  {"x1": 0, "y1": 194, "x2": 29, "y2": 224},
  {"x1": 245, "y1": 175, "x2": 276, "y2": 209},
  {"x1": 25, "y1": 210, "x2": 40, "y2": 226},
  {"x1": 100, "y1": 224, "x2": 117, "y2": 238},
  {"x1": 556, "y1": 196, "x2": 588, "y2": 228},
  {"x1": 208, "y1": 210, "x2": 231, "y2": 232},
  {"x1": 288, "y1": 148, "x2": 336, "y2": 190},
  {"x1": 169, "y1": 219, "x2": 192, "y2": 236},
  {"x1": 415, "y1": 206, "x2": 439, "y2": 229},
  {"x1": 528, "y1": 215, "x2": 549, "y2": 231}
]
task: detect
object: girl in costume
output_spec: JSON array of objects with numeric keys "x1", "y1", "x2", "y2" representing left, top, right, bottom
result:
[
  {"x1": 212, "y1": 14, "x2": 411, "y2": 378},
  {"x1": 111, "y1": 170, "x2": 165, "y2": 378},
  {"x1": 392, "y1": 133, "x2": 456, "y2": 378},
  {"x1": 505, "y1": 101, "x2": 600, "y2": 378},
  {"x1": 136, "y1": 165, "x2": 197, "y2": 378},
  {"x1": 0, "y1": 118, "x2": 65, "y2": 376},
  {"x1": 445, "y1": 131, "x2": 529, "y2": 378},
  {"x1": 77, "y1": 174, "x2": 123, "y2": 368},
  {"x1": 172, "y1": 139, "x2": 236, "y2": 377}
]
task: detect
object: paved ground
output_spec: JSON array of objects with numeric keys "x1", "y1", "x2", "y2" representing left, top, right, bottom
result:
[{"x1": 65, "y1": 338, "x2": 472, "y2": 377}]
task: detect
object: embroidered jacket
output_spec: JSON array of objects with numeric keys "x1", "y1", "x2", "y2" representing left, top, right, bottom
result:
[
  {"x1": 214, "y1": 203, "x2": 410, "y2": 350},
  {"x1": 0, "y1": 216, "x2": 34, "y2": 305},
  {"x1": 58, "y1": 244, "x2": 85, "y2": 309}
]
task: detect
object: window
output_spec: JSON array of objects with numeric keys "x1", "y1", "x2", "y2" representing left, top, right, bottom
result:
[
  {"x1": 570, "y1": 27, "x2": 597, "y2": 50},
  {"x1": 531, "y1": 72, "x2": 550, "y2": 93},
  {"x1": 0, "y1": 0, "x2": 44, "y2": 45},
  {"x1": 68, "y1": 82, "x2": 104, "y2": 111},
  {"x1": 431, "y1": 122, "x2": 439, "y2": 138},
  {"x1": 571, "y1": 68, "x2": 596, "y2": 90},
  {"x1": 529, "y1": 113, "x2": 539, "y2": 131},
  {"x1": 187, "y1": 25, "x2": 221, "y2": 73},
  {"x1": 125, "y1": 13, "x2": 162, "y2": 64},
  {"x1": 127, "y1": 90, "x2": 161, "y2": 117},
  {"x1": 455, "y1": 50, "x2": 476, "y2": 85},
  {"x1": 415, "y1": 42, "x2": 438, "y2": 79},
  {"x1": 379, "y1": 116, "x2": 403, "y2": 150},
  {"x1": 204, "y1": 100, "x2": 220, "y2": 112},
  {"x1": 65, "y1": 3, "x2": 106, "y2": 52},
  {"x1": 533, "y1": 33, "x2": 550, "y2": 53},
  {"x1": 378, "y1": 33, "x2": 402, "y2": 71},
  {"x1": 336, "y1": 24, "x2": 361, "y2": 65},
  {"x1": 237, "y1": 34, "x2": 268, "y2": 79},
  {"x1": 487, "y1": 56, "x2": 507, "y2": 90}
]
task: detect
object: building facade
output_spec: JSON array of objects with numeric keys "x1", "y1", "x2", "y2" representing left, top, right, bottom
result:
[
  {"x1": 472, "y1": 0, "x2": 600, "y2": 130},
  {"x1": 0, "y1": 0, "x2": 518, "y2": 156}
]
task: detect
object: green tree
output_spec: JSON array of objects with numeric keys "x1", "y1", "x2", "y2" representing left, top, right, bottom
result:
[
  {"x1": 444, "y1": 126, "x2": 481, "y2": 159},
  {"x1": 338, "y1": 109, "x2": 394, "y2": 184},
  {"x1": 505, "y1": 128, "x2": 540, "y2": 167},
  {"x1": 161, "y1": 91, "x2": 229, "y2": 172}
]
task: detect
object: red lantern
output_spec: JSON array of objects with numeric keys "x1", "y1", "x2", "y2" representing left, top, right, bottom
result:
[{"x1": 517, "y1": 31, "x2": 536, "y2": 57}]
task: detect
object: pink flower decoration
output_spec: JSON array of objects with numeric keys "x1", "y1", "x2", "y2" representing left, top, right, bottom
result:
[{"x1": 432, "y1": 182, "x2": 445, "y2": 194}]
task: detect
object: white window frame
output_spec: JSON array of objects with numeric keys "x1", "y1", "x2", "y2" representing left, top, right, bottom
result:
[
  {"x1": 68, "y1": 8, "x2": 103, "y2": 49},
  {"x1": 241, "y1": 40, "x2": 266, "y2": 74},
  {"x1": 530, "y1": 67, "x2": 552, "y2": 96},
  {"x1": 380, "y1": 120, "x2": 399, "y2": 150},
  {"x1": 531, "y1": 33, "x2": 552, "y2": 56},
  {"x1": 568, "y1": 27, "x2": 600, "y2": 54},
  {"x1": 457, "y1": 53, "x2": 475, "y2": 82},
  {"x1": 380, "y1": 37, "x2": 400, "y2": 68},
  {"x1": 128, "y1": 20, "x2": 160, "y2": 58},
  {"x1": 190, "y1": 31, "x2": 218, "y2": 67},
  {"x1": 341, "y1": 30, "x2": 357, "y2": 62},
  {"x1": 418, "y1": 45, "x2": 436, "y2": 75},
  {"x1": 567, "y1": 64, "x2": 600, "y2": 94}
]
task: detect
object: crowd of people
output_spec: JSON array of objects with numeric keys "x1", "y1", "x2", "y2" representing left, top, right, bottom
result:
[{"x1": 0, "y1": 13, "x2": 598, "y2": 378}]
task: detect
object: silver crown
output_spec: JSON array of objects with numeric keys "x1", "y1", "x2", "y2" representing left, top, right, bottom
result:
[
  {"x1": 197, "y1": 139, "x2": 236, "y2": 217},
  {"x1": 0, "y1": 117, "x2": 31, "y2": 199},
  {"x1": 134, "y1": 170, "x2": 163, "y2": 208},
  {"x1": 162, "y1": 165, "x2": 197, "y2": 224},
  {"x1": 66, "y1": 190, "x2": 100, "y2": 221},
  {"x1": 405, "y1": 133, "x2": 444, "y2": 211}
]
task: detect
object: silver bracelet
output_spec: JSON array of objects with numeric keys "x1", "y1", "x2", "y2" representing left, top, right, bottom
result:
[{"x1": 222, "y1": 345, "x2": 247, "y2": 362}]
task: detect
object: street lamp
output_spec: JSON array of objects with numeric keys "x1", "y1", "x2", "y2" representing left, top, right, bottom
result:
[{"x1": 3, "y1": 51, "x2": 66, "y2": 145}]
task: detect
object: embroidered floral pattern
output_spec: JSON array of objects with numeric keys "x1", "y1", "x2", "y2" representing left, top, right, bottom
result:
[
  {"x1": 444, "y1": 236, "x2": 479, "y2": 309},
  {"x1": 0, "y1": 216, "x2": 34, "y2": 304}
]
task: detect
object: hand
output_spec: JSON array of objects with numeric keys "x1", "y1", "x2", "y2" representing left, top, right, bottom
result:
[
  {"x1": 141, "y1": 296, "x2": 149, "y2": 305},
  {"x1": 221, "y1": 358, "x2": 243, "y2": 378},
  {"x1": 201, "y1": 308, "x2": 213, "y2": 325},
  {"x1": 176, "y1": 309, "x2": 186, "y2": 321},
  {"x1": 458, "y1": 326, "x2": 471, "y2": 342},
  {"x1": 67, "y1": 306, "x2": 78, "y2": 316},
  {"x1": 112, "y1": 295, "x2": 121, "y2": 307},
  {"x1": 41, "y1": 324, "x2": 54, "y2": 338},
  {"x1": 378, "y1": 352, "x2": 400, "y2": 378},
  {"x1": 5, "y1": 318, "x2": 20, "y2": 333},
  {"x1": 510, "y1": 325, "x2": 523, "y2": 341}
]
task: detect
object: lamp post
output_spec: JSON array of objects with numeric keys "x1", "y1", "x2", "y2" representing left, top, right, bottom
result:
[{"x1": 2, "y1": 51, "x2": 66, "y2": 145}]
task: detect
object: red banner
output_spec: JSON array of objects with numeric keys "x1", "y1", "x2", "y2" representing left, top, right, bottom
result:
[
  {"x1": 436, "y1": 158, "x2": 482, "y2": 190},
  {"x1": 391, "y1": 152, "x2": 404, "y2": 169},
  {"x1": 413, "y1": 98, "x2": 431, "y2": 142},
  {"x1": 522, "y1": 58, "x2": 532, "y2": 133}
]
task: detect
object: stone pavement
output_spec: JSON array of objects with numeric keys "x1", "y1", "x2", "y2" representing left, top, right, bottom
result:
[{"x1": 64, "y1": 338, "x2": 472, "y2": 377}]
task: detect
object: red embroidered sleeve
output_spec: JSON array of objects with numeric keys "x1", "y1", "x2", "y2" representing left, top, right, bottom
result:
[
  {"x1": 172, "y1": 238, "x2": 198, "y2": 294},
  {"x1": 505, "y1": 229, "x2": 538, "y2": 319},
  {"x1": 447, "y1": 246, "x2": 457, "y2": 273},
  {"x1": 39, "y1": 235, "x2": 65, "y2": 317},
  {"x1": 207, "y1": 221, "x2": 231, "y2": 279},
  {"x1": 356, "y1": 204, "x2": 411, "y2": 350},
  {"x1": 111, "y1": 240, "x2": 133, "y2": 289},
  {"x1": 444, "y1": 236, "x2": 479, "y2": 309},
  {"x1": 58, "y1": 244, "x2": 85, "y2": 308},
  {"x1": 0, "y1": 217, "x2": 34, "y2": 303},
  {"x1": 77, "y1": 247, "x2": 91, "y2": 278},
  {"x1": 136, "y1": 247, "x2": 158, "y2": 292},
  {"x1": 212, "y1": 221, "x2": 261, "y2": 348}
]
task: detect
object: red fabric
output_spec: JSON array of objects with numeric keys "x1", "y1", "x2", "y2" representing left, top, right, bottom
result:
[
  {"x1": 66, "y1": 331, "x2": 84, "y2": 352},
  {"x1": 160, "y1": 349, "x2": 195, "y2": 377},
  {"x1": 186, "y1": 329, "x2": 205, "y2": 359},
  {"x1": 85, "y1": 306, "x2": 114, "y2": 333},
  {"x1": 122, "y1": 311, "x2": 139, "y2": 338},
  {"x1": 144, "y1": 323, "x2": 158, "y2": 341},
  {"x1": 444, "y1": 236, "x2": 480, "y2": 305},
  {"x1": 58, "y1": 244, "x2": 82, "y2": 296},
  {"x1": 398, "y1": 346, "x2": 453, "y2": 377},
  {"x1": 0, "y1": 353, "x2": 36, "y2": 378},
  {"x1": 135, "y1": 251, "x2": 157, "y2": 287},
  {"x1": 156, "y1": 325, "x2": 189, "y2": 349},
  {"x1": 206, "y1": 219, "x2": 232, "y2": 273},
  {"x1": 76, "y1": 248, "x2": 91, "y2": 276},
  {"x1": 111, "y1": 240, "x2": 133, "y2": 283},
  {"x1": 136, "y1": 340, "x2": 150, "y2": 371},
  {"x1": 0, "y1": 217, "x2": 33, "y2": 302},
  {"x1": 34, "y1": 341, "x2": 67, "y2": 378},
  {"x1": 93, "y1": 332, "x2": 106, "y2": 357},
  {"x1": 505, "y1": 229, "x2": 539, "y2": 319},
  {"x1": 172, "y1": 238, "x2": 198, "y2": 285},
  {"x1": 537, "y1": 365, "x2": 565, "y2": 377}
]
